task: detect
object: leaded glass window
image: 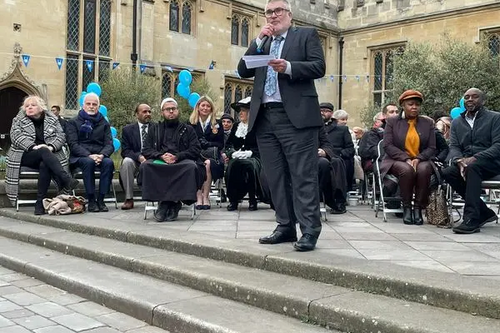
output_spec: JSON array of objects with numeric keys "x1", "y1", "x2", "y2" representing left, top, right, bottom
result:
[
  {"x1": 99, "y1": 0, "x2": 111, "y2": 56},
  {"x1": 65, "y1": 54, "x2": 79, "y2": 110},
  {"x1": 241, "y1": 18, "x2": 249, "y2": 47},
  {"x1": 182, "y1": 2, "x2": 192, "y2": 35},
  {"x1": 83, "y1": 0, "x2": 97, "y2": 54},
  {"x1": 231, "y1": 16, "x2": 239, "y2": 45},
  {"x1": 224, "y1": 83, "x2": 233, "y2": 114},
  {"x1": 170, "y1": 1, "x2": 179, "y2": 32},
  {"x1": 162, "y1": 73, "x2": 173, "y2": 98},
  {"x1": 98, "y1": 58, "x2": 110, "y2": 83},
  {"x1": 67, "y1": 0, "x2": 80, "y2": 51}
]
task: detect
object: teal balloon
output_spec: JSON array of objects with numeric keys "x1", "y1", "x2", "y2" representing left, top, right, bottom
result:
[
  {"x1": 179, "y1": 70, "x2": 193, "y2": 86},
  {"x1": 113, "y1": 138, "x2": 121, "y2": 152},
  {"x1": 188, "y1": 93, "x2": 201, "y2": 108},
  {"x1": 450, "y1": 107, "x2": 462, "y2": 120},
  {"x1": 176, "y1": 83, "x2": 191, "y2": 99},
  {"x1": 79, "y1": 91, "x2": 87, "y2": 107},
  {"x1": 110, "y1": 126, "x2": 117, "y2": 138},
  {"x1": 87, "y1": 82, "x2": 102, "y2": 96},
  {"x1": 99, "y1": 105, "x2": 108, "y2": 117},
  {"x1": 459, "y1": 97, "x2": 466, "y2": 111}
]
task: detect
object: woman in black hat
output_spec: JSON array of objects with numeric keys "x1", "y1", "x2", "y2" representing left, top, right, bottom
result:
[{"x1": 225, "y1": 97, "x2": 263, "y2": 211}]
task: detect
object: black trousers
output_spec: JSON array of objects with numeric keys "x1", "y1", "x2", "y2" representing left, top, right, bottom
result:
[
  {"x1": 255, "y1": 106, "x2": 321, "y2": 238},
  {"x1": 442, "y1": 159, "x2": 499, "y2": 221},
  {"x1": 21, "y1": 148, "x2": 71, "y2": 201}
]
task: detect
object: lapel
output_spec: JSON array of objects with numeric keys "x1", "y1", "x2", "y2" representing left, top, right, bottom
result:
[{"x1": 280, "y1": 27, "x2": 297, "y2": 60}]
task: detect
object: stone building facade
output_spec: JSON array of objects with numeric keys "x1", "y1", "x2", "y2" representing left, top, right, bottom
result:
[{"x1": 0, "y1": 0, "x2": 498, "y2": 145}]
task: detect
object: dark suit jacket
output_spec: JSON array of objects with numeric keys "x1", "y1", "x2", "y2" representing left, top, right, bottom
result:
[
  {"x1": 121, "y1": 122, "x2": 143, "y2": 163},
  {"x1": 380, "y1": 115, "x2": 436, "y2": 177},
  {"x1": 324, "y1": 120, "x2": 355, "y2": 159},
  {"x1": 191, "y1": 121, "x2": 224, "y2": 150},
  {"x1": 237, "y1": 26, "x2": 326, "y2": 131}
]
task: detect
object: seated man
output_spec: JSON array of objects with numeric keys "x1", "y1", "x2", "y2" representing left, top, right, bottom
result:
[
  {"x1": 119, "y1": 103, "x2": 152, "y2": 210},
  {"x1": 318, "y1": 126, "x2": 348, "y2": 214},
  {"x1": 442, "y1": 88, "x2": 500, "y2": 234},
  {"x1": 66, "y1": 93, "x2": 115, "y2": 212},
  {"x1": 138, "y1": 98, "x2": 206, "y2": 222}
]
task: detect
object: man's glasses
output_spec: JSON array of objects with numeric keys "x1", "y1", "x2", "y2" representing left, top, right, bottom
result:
[
  {"x1": 264, "y1": 7, "x2": 289, "y2": 18},
  {"x1": 162, "y1": 107, "x2": 178, "y2": 112}
]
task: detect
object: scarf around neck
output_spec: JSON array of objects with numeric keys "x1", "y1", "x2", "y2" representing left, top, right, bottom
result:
[{"x1": 78, "y1": 109, "x2": 103, "y2": 137}]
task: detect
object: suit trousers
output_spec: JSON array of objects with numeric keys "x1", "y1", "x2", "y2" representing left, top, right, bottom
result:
[
  {"x1": 255, "y1": 106, "x2": 321, "y2": 238},
  {"x1": 442, "y1": 159, "x2": 499, "y2": 222},
  {"x1": 119, "y1": 157, "x2": 139, "y2": 199},
  {"x1": 389, "y1": 160, "x2": 433, "y2": 208}
]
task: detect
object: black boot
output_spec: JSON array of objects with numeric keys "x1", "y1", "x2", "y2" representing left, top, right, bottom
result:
[
  {"x1": 413, "y1": 207, "x2": 423, "y2": 225},
  {"x1": 403, "y1": 205, "x2": 414, "y2": 225}
]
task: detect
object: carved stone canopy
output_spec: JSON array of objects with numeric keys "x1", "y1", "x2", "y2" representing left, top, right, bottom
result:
[{"x1": 0, "y1": 43, "x2": 43, "y2": 97}]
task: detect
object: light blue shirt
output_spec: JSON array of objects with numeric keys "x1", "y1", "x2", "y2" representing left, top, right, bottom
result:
[{"x1": 256, "y1": 30, "x2": 292, "y2": 103}]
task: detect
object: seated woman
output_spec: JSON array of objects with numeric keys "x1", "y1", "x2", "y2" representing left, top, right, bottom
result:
[
  {"x1": 189, "y1": 96, "x2": 224, "y2": 210},
  {"x1": 225, "y1": 97, "x2": 262, "y2": 211},
  {"x1": 66, "y1": 93, "x2": 114, "y2": 213},
  {"x1": 138, "y1": 98, "x2": 205, "y2": 222},
  {"x1": 6, "y1": 96, "x2": 78, "y2": 215},
  {"x1": 380, "y1": 90, "x2": 436, "y2": 225}
]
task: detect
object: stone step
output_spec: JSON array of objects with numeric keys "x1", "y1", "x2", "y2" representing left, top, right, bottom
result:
[
  {"x1": 2, "y1": 209, "x2": 500, "y2": 321},
  {"x1": 0, "y1": 235, "x2": 335, "y2": 333},
  {"x1": 0, "y1": 217, "x2": 499, "y2": 333}
]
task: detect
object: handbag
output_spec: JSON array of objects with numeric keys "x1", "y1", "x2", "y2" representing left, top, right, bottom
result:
[{"x1": 426, "y1": 162, "x2": 451, "y2": 228}]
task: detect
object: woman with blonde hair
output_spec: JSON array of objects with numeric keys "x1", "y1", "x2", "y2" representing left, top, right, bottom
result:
[
  {"x1": 189, "y1": 96, "x2": 224, "y2": 209},
  {"x1": 6, "y1": 96, "x2": 78, "y2": 215}
]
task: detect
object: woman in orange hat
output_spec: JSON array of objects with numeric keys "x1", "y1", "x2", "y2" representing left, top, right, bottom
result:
[{"x1": 380, "y1": 90, "x2": 436, "y2": 225}]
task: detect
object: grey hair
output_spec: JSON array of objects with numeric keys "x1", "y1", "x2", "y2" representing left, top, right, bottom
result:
[
  {"x1": 373, "y1": 112, "x2": 383, "y2": 122},
  {"x1": 83, "y1": 92, "x2": 100, "y2": 104},
  {"x1": 266, "y1": 0, "x2": 293, "y2": 14},
  {"x1": 333, "y1": 109, "x2": 349, "y2": 120}
]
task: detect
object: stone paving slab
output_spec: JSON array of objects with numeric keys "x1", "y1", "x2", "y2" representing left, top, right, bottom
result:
[
  {"x1": 0, "y1": 267, "x2": 170, "y2": 333},
  {"x1": 5, "y1": 202, "x2": 500, "y2": 278}
]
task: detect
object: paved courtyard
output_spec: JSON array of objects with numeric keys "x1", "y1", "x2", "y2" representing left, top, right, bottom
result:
[{"x1": 0, "y1": 267, "x2": 167, "y2": 333}]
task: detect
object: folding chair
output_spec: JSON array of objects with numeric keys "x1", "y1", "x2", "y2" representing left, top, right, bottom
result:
[
  {"x1": 447, "y1": 174, "x2": 500, "y2": 223},
  {"x1": 373, "y1": 139, "x2": 403, "y2": 222},
  {"x1": 71, "y1": 168, "x2": 118, "y2": 209}
]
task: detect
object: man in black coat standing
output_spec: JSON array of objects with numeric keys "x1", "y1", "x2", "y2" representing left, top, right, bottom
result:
[
  {"x1": 119, "y1": 103, "x2": 152, "y2": 210},
  {"x1": 237, "y1": 0, "x2": 325, "y2": 251},
  {"x1": 442, "y1": 88, "x2": 500, "y2": 234},
  {"x1": 66, "y1": 93, "x2": 114, "y2": 212}
]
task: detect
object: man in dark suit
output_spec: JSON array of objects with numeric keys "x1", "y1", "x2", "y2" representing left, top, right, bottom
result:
[
  {"x1": 119, "y1": 103, "x2": 152, "y2": 210},
  {"x1": 237, "y1": 0, "x2": 326, "y2": 251}
]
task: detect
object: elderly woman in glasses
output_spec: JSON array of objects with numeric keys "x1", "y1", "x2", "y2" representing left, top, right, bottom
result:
[
  {"x1": 6, "y1": 96, "x2": 78, "y2": 215},
  {"x1": 380, "y1": 90, "x2": 436, "y2": 225}
]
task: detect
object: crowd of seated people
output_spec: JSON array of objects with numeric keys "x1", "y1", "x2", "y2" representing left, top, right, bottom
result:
[{"x1": 8, "y1": 87, "x2": 500, "y2": 236}]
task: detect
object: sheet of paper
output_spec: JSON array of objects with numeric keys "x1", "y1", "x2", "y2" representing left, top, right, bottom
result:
[{"x1": 242, "y1": 55, "x2": 275, "y2": 69}]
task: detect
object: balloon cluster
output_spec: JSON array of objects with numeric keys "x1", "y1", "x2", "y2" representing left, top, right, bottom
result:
[
  {"x1": 175, "y1": 70, "x2": 201, "y2": 108},
  {"x1": 450, "y1": 97, "x2": 466, "y2": 120},
  {"x1": 79, "y1": 82, "x2": 121, "y2": 152}
]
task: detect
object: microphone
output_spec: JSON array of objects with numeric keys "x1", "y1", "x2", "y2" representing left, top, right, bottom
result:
[{"x1": 257, "y1": 35, "x2": 270, "y2": 54}]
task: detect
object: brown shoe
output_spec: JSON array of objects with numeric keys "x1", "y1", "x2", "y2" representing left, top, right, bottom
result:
[{"x1": 121, "y1": 199, "x2": 134, "y2": 210}]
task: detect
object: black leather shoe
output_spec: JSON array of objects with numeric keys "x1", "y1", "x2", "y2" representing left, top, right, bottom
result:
[
  {"x1": 413, "y1": 208, "x2": 423, "y2": 225},
  {"x1": 34, "y1": 200, "x2": 45, "y2": 215},
  {"x1": 227, "y1": 202, "x2": 238, "y2": 211},
  {"x1": 259, "y1": 230, "x2": 297, "y2": 244},
  {"x1": 88, "y1": 200, "x2": 99, "y2": 213},
  {"x1": 479, "y1": 207, "x2": 498, "y2": 227},
  {"x1": 294, "y1": 234, "x2": 318, "y2": 252},
  {"x1": 166, "y1": 202, "x2": 182, "y2": 221},
  {"x1": 248, "y1": 200, "x2": 258, "y2": 211},
  {"x1": 453, "y1": 218, "x2": 481, "y2": 234},
  {"x1": 403, "y1": 206, "x2": 414, "y2": 225},
  {"x1": 97, "y1": 200, "x2": 109, "y2": 212}
]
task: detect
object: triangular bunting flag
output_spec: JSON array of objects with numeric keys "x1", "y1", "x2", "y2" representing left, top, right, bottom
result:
[
  {"x1": 112, "y1": 62, "x2": 119, "y2": 69},
  {"x1": 55, "y1": 57, "x2": 63, "y2": 70},
  {"x1": 140, "y1": 64, "x2": 146, "y2": 73},
  {"x1": 21, "y1": 54, "x2": 30, "y2": 67},
  {"x1": 85, "y1": 59, "x2": 93, "y2": 72}
]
